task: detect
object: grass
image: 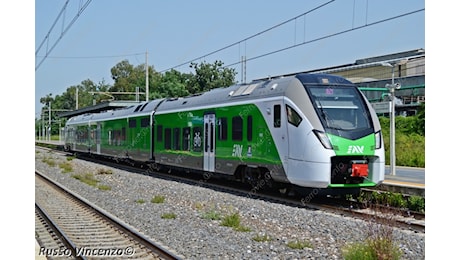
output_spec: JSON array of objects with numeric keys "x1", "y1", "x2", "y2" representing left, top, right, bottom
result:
[
  {"x1": 220, "y1": 212, "x2": 251, "y2": 232},
  {"x1": 66, "y1": 155, "x2": 76, "y2": 161},
  {"x1": 42, "y1": 157, "x2": 56, "y2": 167},
  {"x1": 252, "y1": 234, "x2": 273, "y2": 242},
  {"x1": 72, "y1": 173, "x2": 111, "y2": 191},
  {"x1": 136, "y1": 199, "x2": 146, "y2": 204},
  {"x1": 201, "y1": 210, "x2": 222, "y2": 221},
  {"x1": 342, "y1": 238, "x2": 402, "y2": 260},
  {"x1": 161, "y1": 213, "x2": 177, "y2": 219},
  {"x1": 151, "y1": 195, "x2": 165, "y2": 203},
  {"x1": 72, "y1": 173, "x2": 99, "y2": 187},
  {"x1": 98, "y1": 185, "x2": 111, "y2": 191},
  {"x1": 342, "y1": 205, "x2": 403, "y2": 259},
  {"x1": 286, "y1": 239, "x2": 312, "y2": 250},
  {"x1": 357, "y1": 191, "x2": 425, "y2": 213},
  {"x1": 59, "y1": 162, "x2": 73, "y2": 173},
  {"x1": 193, "y1": 202, "x2": 204, "y2": 210}
]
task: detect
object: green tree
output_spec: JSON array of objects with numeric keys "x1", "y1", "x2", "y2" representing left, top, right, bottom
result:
[
  {"x1": 415, "y1": 102, "x2": 425, "y2": 136},
  {"x1": 188, "y1": 60, "x2": 237, "y2": 93},
  {"x1": 110, "y1": 59, "x2": 161, "y2": 101},
  {"x1": 153, "y1": 69, "x2": 191, "y2": 99}
]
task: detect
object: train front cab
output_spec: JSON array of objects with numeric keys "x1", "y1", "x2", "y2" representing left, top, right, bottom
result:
[{"x1": 280, "y1": 74, "x2": 385, "y2": 189}]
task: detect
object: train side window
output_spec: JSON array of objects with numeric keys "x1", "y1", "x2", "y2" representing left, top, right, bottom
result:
[
  {"x1": 193, "y1": 126, "x2": 202, "y2": 152},
  {"x1": 232, "y1": 116, "x2": 243, "y2": 141},
  {"x1": 247, "y1": 116, "x2": 253, "y2": 141},
  {"x1": 129, "y1": 119, "x2": 136, "y2": 128},
  {"x1": 182, "y1": 127, "x2": 191, "y2": 151},
  {"x1": 121, "y1": 127, "x2": 126, "y2": 141},
  {"x1": 140, "y1": 117, "x2": 149, "y2": 127},
  {"x1": 173, "y1": 128, "x2": 180, "y2": 150},
  {"x1": 274, "y1": 105, "x2": 281, "y2": 128},
  {"x1": 157, "y1": 125, "x2": 163, "y2": 142},
  {"x1": 164, "y1": 128, "x2": 171, "y2": 149},
  {"x1": 286, "y1": 105, "x2": 302, "y2": 127},
  {"x1": 217, "y1": 117, "x2": 228, "y2": 140}
]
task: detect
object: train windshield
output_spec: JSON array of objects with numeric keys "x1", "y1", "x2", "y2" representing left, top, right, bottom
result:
[{"x1": 308, "y1": 86, "x2": 372, "y2": 132}]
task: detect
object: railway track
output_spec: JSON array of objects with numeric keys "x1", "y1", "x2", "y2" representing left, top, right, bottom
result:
[{"x1": 35, "y1": 170, "x2": 182, "y2": 260}]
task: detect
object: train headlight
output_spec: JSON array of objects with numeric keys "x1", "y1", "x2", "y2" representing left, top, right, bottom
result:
[
  {"x1": 313, "y1": 130, "x2": 333, "y2": 149},
  {"x1": 375, "y1": 131, "x2": 382, "y2": 149}
]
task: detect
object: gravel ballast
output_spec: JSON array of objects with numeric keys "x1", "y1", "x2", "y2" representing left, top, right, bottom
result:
[{"x1": 35, "y1": 148, "x2": 425, "y2": 259}]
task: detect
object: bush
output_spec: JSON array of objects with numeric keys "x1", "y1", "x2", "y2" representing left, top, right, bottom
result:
[
  {"x1": 342, "y1": 238, "x2": 402, "y2": 260},
  {"x1": 379, "y1": 116, "x2": 425, "y2": 167},
  {"x1": 407, "y1": 196, "x2": 425, "y2": 213}
]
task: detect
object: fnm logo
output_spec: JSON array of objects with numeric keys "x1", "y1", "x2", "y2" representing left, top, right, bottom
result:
[
  {"x1": 232, "y1": 144, "x2": 243, "y2": 157},
  {"x1": 347, "y1": 145, "x2": 364, "y2": 154}
]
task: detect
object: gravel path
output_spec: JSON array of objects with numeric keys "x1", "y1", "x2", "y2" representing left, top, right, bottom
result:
[{"x1": 35, "y1": 148, "x2": 425, "y2": 259}]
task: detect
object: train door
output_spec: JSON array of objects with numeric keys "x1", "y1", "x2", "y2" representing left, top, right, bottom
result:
[
  {"x1": 203, "y1": 113, "x2": 216, "y2": 172},
  {"x1": 150, "y1": 112, "x2": 155, "y2": 161},
  {"x1": 270, "y1": 102, "x2": 288, "y2": 171},
  {"x1": 96, "y1": 122, "x2": 101, "y2": 154}
]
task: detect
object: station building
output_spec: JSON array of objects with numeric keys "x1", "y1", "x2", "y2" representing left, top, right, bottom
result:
[{"x1": 306, "y1": 48, "x2": 425, "y2": 116}]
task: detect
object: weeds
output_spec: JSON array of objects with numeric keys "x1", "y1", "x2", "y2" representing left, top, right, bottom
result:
[
  {"x1": 136, "y1": 199, "x2": 146, "y2": 204},
  {"x1": 97, "y1": 185, "x2": 111, "y2": 191},
  {"x1": 72, "y1": 173, "x2": 99, "y2": 187},
  {"x1": 407, "y1": 195, "x2": 425, "y2": 213},
  {"x1": 342, "y1": 205, "x2": 403, "y2": 259},
  {"x1": 357, "y1": 191, "x2": 425, "y2": 213},
  {"x1": 220, "y1": 212, "x2": 251, "y2": 232},
  {"x1": 72, "y1": 173, "x2": 111, "y2": 191},
  {"x1": 161, "y1": 213, "x2": 176, "y2": 219},
  {"x1": 193, "y1": 202, "x2": 204, "y2": 210},
  {"x1": 42, "y1": 157, "x2": 56, "y2": 167},
  {"x1": 201, "y1": 210, "x2": 222, "y2": 221},
  {"x1": 66, "y1": 155, "x2": 76, "y2": 161},
  {"x1": 151, "y1": 195, "x2": 165, "y2": 204},
  {"x1": 286, "y1": 239, "x2": 312, "y2": 250},
  {"x1": 252, "y1": 234, "x2": 273, "y2": 242},
  {"x1": 59, "y1": 162, "x2": 73, "y2": 173}
]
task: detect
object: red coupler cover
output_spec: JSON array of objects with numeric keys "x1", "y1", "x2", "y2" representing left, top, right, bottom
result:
[{"x1": 351, "y1": 163, "x2": 368, "y2": 177}]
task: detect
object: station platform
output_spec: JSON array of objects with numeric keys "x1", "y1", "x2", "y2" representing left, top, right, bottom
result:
[{"x1": 379, "y1": 179, "x2": 425, "y2": 197}]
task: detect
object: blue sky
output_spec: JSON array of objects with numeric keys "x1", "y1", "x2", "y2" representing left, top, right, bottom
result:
[{"x1": 35, "y1": 0, "x2": 425, "y2": 116}]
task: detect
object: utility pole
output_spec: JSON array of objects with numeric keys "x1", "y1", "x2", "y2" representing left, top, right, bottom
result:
[
  {"x1": 146, "y1": 51, "x2": 149, "y2": 102},
  {"x1": 382, "y1": 59, "x2": 407, "y2": 176},
  {"x1": 241, "y1": 56, "x2": 246, "y2": 84},
  {"x1": 48, "y1": 101, "x2": 52, "y2": 141}
]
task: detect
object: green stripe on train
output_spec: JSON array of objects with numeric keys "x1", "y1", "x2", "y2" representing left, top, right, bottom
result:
[
  {"x1": 154, "y1": 104, "x2": 283, "y2": 165},
  {"x1": 327, "y1": 133, "x2": 376, "y2": 156}
]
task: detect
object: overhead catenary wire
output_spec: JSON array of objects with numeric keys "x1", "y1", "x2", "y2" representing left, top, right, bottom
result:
[
  {"x1": 35, "y1": 2, "x2": 424, "y2": 77},
  {"x1": 222, "y1": 8, "x2": 425, "y2": 69},
  {"x1": 159, "y1": 0, "x2": 336, "y2": 73},
  {"x1": 36, "y1": 52, "x2": 145, "y2": 59},
  {"x1": 35, "y1": 0, "x2": 93, "y2": 71}
]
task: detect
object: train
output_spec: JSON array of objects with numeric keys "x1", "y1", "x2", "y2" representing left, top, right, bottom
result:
[{"x1": 64, "y1": 73, "x2": 385, "y2": 195}]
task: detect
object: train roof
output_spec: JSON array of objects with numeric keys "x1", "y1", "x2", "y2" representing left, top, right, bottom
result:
[
  {"x1": 155, "y1": 73, "x2": 354, "y2": 113},
  {"x1": 65, "y1": 98, "x2": 165, "y2": 125},
  {"x1": 65, "y1": 73, "x2": 355, "y2": 124}
]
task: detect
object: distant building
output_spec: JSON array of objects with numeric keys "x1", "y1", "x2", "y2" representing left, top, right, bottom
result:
[{"x1": 308, "y1": 48, "x2": 425, "y2": 116}]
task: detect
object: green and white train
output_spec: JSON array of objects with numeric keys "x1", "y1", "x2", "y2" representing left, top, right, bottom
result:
[{"x1": 64, "y1": 73, "x2": 385, "y2": 192}]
